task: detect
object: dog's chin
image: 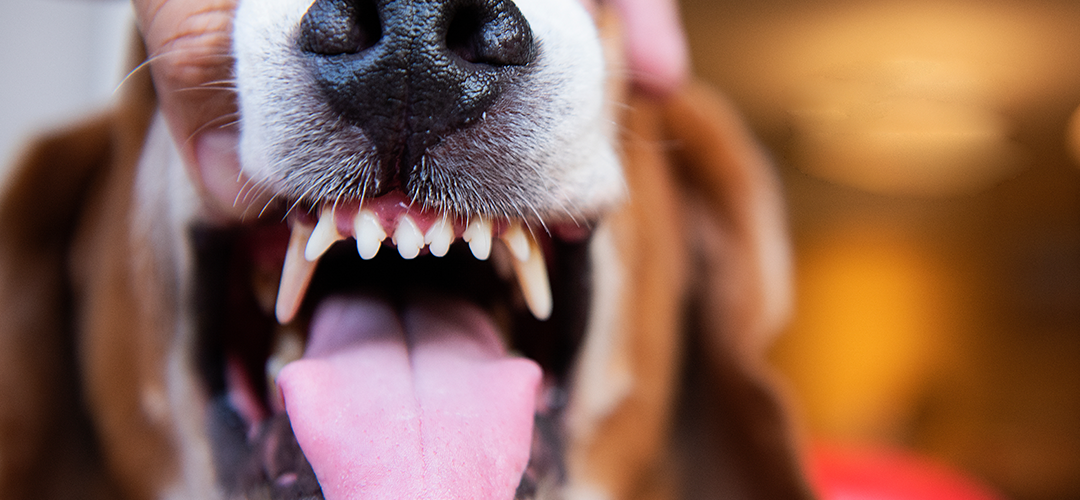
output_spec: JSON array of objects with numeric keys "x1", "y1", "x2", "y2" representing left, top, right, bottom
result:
[{"x1": 188, "y1": 189, "x2": 599, "y2": 498}]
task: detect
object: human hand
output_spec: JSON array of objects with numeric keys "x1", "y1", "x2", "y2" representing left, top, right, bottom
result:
[{"x1": 133, "y1": 0, "x2": 245, "y2": 215}]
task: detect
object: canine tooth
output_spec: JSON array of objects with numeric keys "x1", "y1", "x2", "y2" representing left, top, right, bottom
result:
[
  {"x1": 463, "y1": 218, "x2": 492, "y2": 260},
  {"x1": 276, "y1": 221, "x2": 318, "y2": 324},
  {"x1": 511, "y1": 235, "x2": 552, "y2": 320},
  {"x1": 354, "y1": 208, "x2": 387, "y2": 260},
  {"x1": 394, "y1": 215, "x2": 424, "y2": 259},
  {"x1": 424, "y1": 216, "x2": 453, "y2": 257},
  {"x1": 501, "y1": 223, "x2": 531, "y2": 262},
  {"x1": 305, "y1": 208, "x2": 342, "y2": 262}
]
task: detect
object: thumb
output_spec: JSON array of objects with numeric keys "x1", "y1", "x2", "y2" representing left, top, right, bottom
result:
[{"x1": 135, "y1": 0, "x2": 253, "y2": 217}]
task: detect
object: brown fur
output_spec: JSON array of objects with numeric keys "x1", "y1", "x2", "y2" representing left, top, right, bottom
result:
[
  {"x1": 0, "y1": 34, "x2": 812, "y2": 500},
  {"x1": 579, "y1": 86, "x2": 813, "y2": 499}
]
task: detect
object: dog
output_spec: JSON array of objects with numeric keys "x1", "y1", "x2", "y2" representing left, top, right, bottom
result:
[{"x1": 0, "y1": 0, "x2": 813, "y2": 498}]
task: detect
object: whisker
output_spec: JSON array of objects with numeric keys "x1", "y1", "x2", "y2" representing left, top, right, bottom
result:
[
  {"x1": 113, "y1": 55, "x2": 160, "y2": 96},
  {"x1": 332, "y1": 190, "x2": 346, "y2": 214},
  {"x1": 247, "y1": 183, "x2": 274, "y2": 209},
  {"x1": 184, "y1": 112, "x2": 242, "y2": 148},
  {"x1": 235, "y1": 177, "x2": 275, "y2": 219},
  {"x1": 121, "y1": 46, "x2": 235, "y2": 97},
  {"x1": 259, "y1": 193, "x2": 282, "y2": 219},
  {"x1": 173, "y1": 86, "x2": 238, "y2": 96},
  {"x1": 196, "y1": 78, "x2": 240, "y2": 89},
  {"x1": 148, "y1": 48, "x2": 234, "y2": 65},
  {"x1": 284, "y1": 184, "x2": 319, "y2": 219},
  {"x1": 233, "y1": 174, "x2": 259, "y2": 208}
]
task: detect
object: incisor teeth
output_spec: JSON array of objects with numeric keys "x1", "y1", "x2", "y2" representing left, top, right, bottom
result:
[
  {"x1": 394, "y1": 215, "x2": 424, "y2": 259},
  {"x1": 425, "y1": 216, "x2": 453, "y2": 257},
  {"x1": 305, "y1": 208, "x2": 342, "y2": 262},
  {"x1": 511, "y1": 234, "x2": 552, "y2": 320},
  {"x1": 501, "y1": 223, "x2": 531, "y2": 262},
  {"x1": 354, "y1": 208, "x2": 387, "y2": 260},
  {"x1": 276, "y1": 221, "x2": 318, "y2": 324},
  {"x1": 463, "y1": 218, "x2": 492, "y2": 260}
]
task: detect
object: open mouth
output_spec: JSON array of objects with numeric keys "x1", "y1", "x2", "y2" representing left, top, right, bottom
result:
[{"x1": 192, "y1": 190, "x2": 595, "y2": 498}]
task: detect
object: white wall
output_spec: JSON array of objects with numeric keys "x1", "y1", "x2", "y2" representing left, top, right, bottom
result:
[{"x1": 0, "y1": 0, "x2": 133, "y2": 175}]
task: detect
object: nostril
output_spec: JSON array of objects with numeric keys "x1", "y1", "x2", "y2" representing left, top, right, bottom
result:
[
  {"x1": 444, "y1": 0, "x2": 534, "y2": 66},
  {"x1": 299, "y1": 0, "x2": 381, "y2": 56},
  {"x1": 445, "y1": 5, "x2": 485, "y2": 63},
  {"x1": 299, "y1": 0, "x2": 536, "y2": 179}
]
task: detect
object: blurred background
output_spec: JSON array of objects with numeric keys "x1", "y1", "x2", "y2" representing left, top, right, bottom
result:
[
  {"x1": 680, "y1": 1, "x2": 1080, "y2": 499},
  {"x1": 2, "y1": 0, "x2": 1079, "y2": 499},
  {"x1": 0, "y1": 0, "x2": 131, "y2": 169}
]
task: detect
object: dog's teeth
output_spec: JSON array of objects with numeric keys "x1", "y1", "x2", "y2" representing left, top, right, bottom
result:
[
  {"x1": 354, "y1": 208, "x2": 387, "y2": 260},
  {"x1": 394, "y1": 215, "x2": 424, "y2": 259},
  {"x1": 305, "y1": 208, "x2": 342, "y2": 262},
  {"x1": 463, "y1": 218, "x2": 492, "y2": 260},
  {"x1": 424, "y1": 216, "x2": 453, "y2": 257},
  {"x1": 276, "y1": 221, "x2": 318, "y2": 324},
  {"x1": 511, "y1": 234, "x2": 552, "y2": 320},
  {"x1": 501, "y1": 222, "x2": 531, "y2": 262}
]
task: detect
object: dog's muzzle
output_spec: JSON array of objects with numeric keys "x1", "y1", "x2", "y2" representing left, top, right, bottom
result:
[
  {"x1": 299, "y1": 0, "x2": 535, "y2": 182},
  {"x1": 211, "y1": 0, "x2": 615, "y2": 496}
]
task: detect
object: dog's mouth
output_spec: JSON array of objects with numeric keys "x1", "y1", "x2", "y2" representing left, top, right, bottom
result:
[{"x1": 193, "y1": 191, "x2": 593, "y2": 499}]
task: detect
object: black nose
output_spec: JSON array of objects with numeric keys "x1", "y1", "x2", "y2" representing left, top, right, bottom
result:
[{"x1": 298, "y1": 0, "x2": 535, "y2": 183}]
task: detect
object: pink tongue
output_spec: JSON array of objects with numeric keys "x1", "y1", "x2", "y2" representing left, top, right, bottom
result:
[{"x1": 276, "y1": 295, "x2": 541, "y2": 500}]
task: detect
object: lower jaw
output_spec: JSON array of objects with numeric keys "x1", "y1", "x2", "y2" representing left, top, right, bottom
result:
[
  {"x1": 207, "y1": 391, "x2": 569, "y2": 500},
  {"x1": 191, "y1": 214, "x2": 595, "y2": 498},
  {"x1": 206, "y1": 293, "x2": 574, "y2": 500}
]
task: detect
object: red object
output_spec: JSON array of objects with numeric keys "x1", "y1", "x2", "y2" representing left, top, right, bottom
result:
[{"x1": 809, "y1": 444, "x2": 1006, "y2": 500}]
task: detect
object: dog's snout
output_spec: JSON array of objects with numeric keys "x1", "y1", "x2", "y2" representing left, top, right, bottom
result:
[{"x1": 299, "y1": 0, "x2": 535, "y2": 186}]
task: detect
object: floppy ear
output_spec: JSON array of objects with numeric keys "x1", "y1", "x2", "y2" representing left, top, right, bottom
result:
[
  {"x1": 570, "y1": 82, "x2": 811, "y2": 500},
  {"x1": 662, "y1": 82, "x2": 813, "y2": 499},
  {"x1": 0, "y1": 36, "x2": 155, "y2": 499},
  {"x1": 0, "y1": 115, "x2": 123, "y2": 500}
]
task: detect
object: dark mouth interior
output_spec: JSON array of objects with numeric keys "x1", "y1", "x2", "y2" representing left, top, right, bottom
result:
[{"x1": 189, "y1": 209, "x2": 593, "y2": 493}]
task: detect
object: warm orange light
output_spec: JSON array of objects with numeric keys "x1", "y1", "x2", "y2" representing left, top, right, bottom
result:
[
  {"x1": 789, "y1": 59, "x2": 1021, "y2": 196},
  {"x1": 773, "y1": 2, "x2": 1048, "y2": 196},
  {"x1": 691, "y1": 1, "x2": 1080, "y2": 196},
  {"x1": 1068, "y1": 106, "x2": 1080, "y2": 168},
  {"x1": 771, "y1": 228, "x2": 954, "y2": 441}
]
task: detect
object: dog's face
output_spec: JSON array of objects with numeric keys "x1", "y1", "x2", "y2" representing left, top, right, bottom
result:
[
  {"x1": 0, "y1": 0, "x2": 809, "y2": 498},
  {"x1": 163, "y1": 0, "x2": 631, "y2": 498}
]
